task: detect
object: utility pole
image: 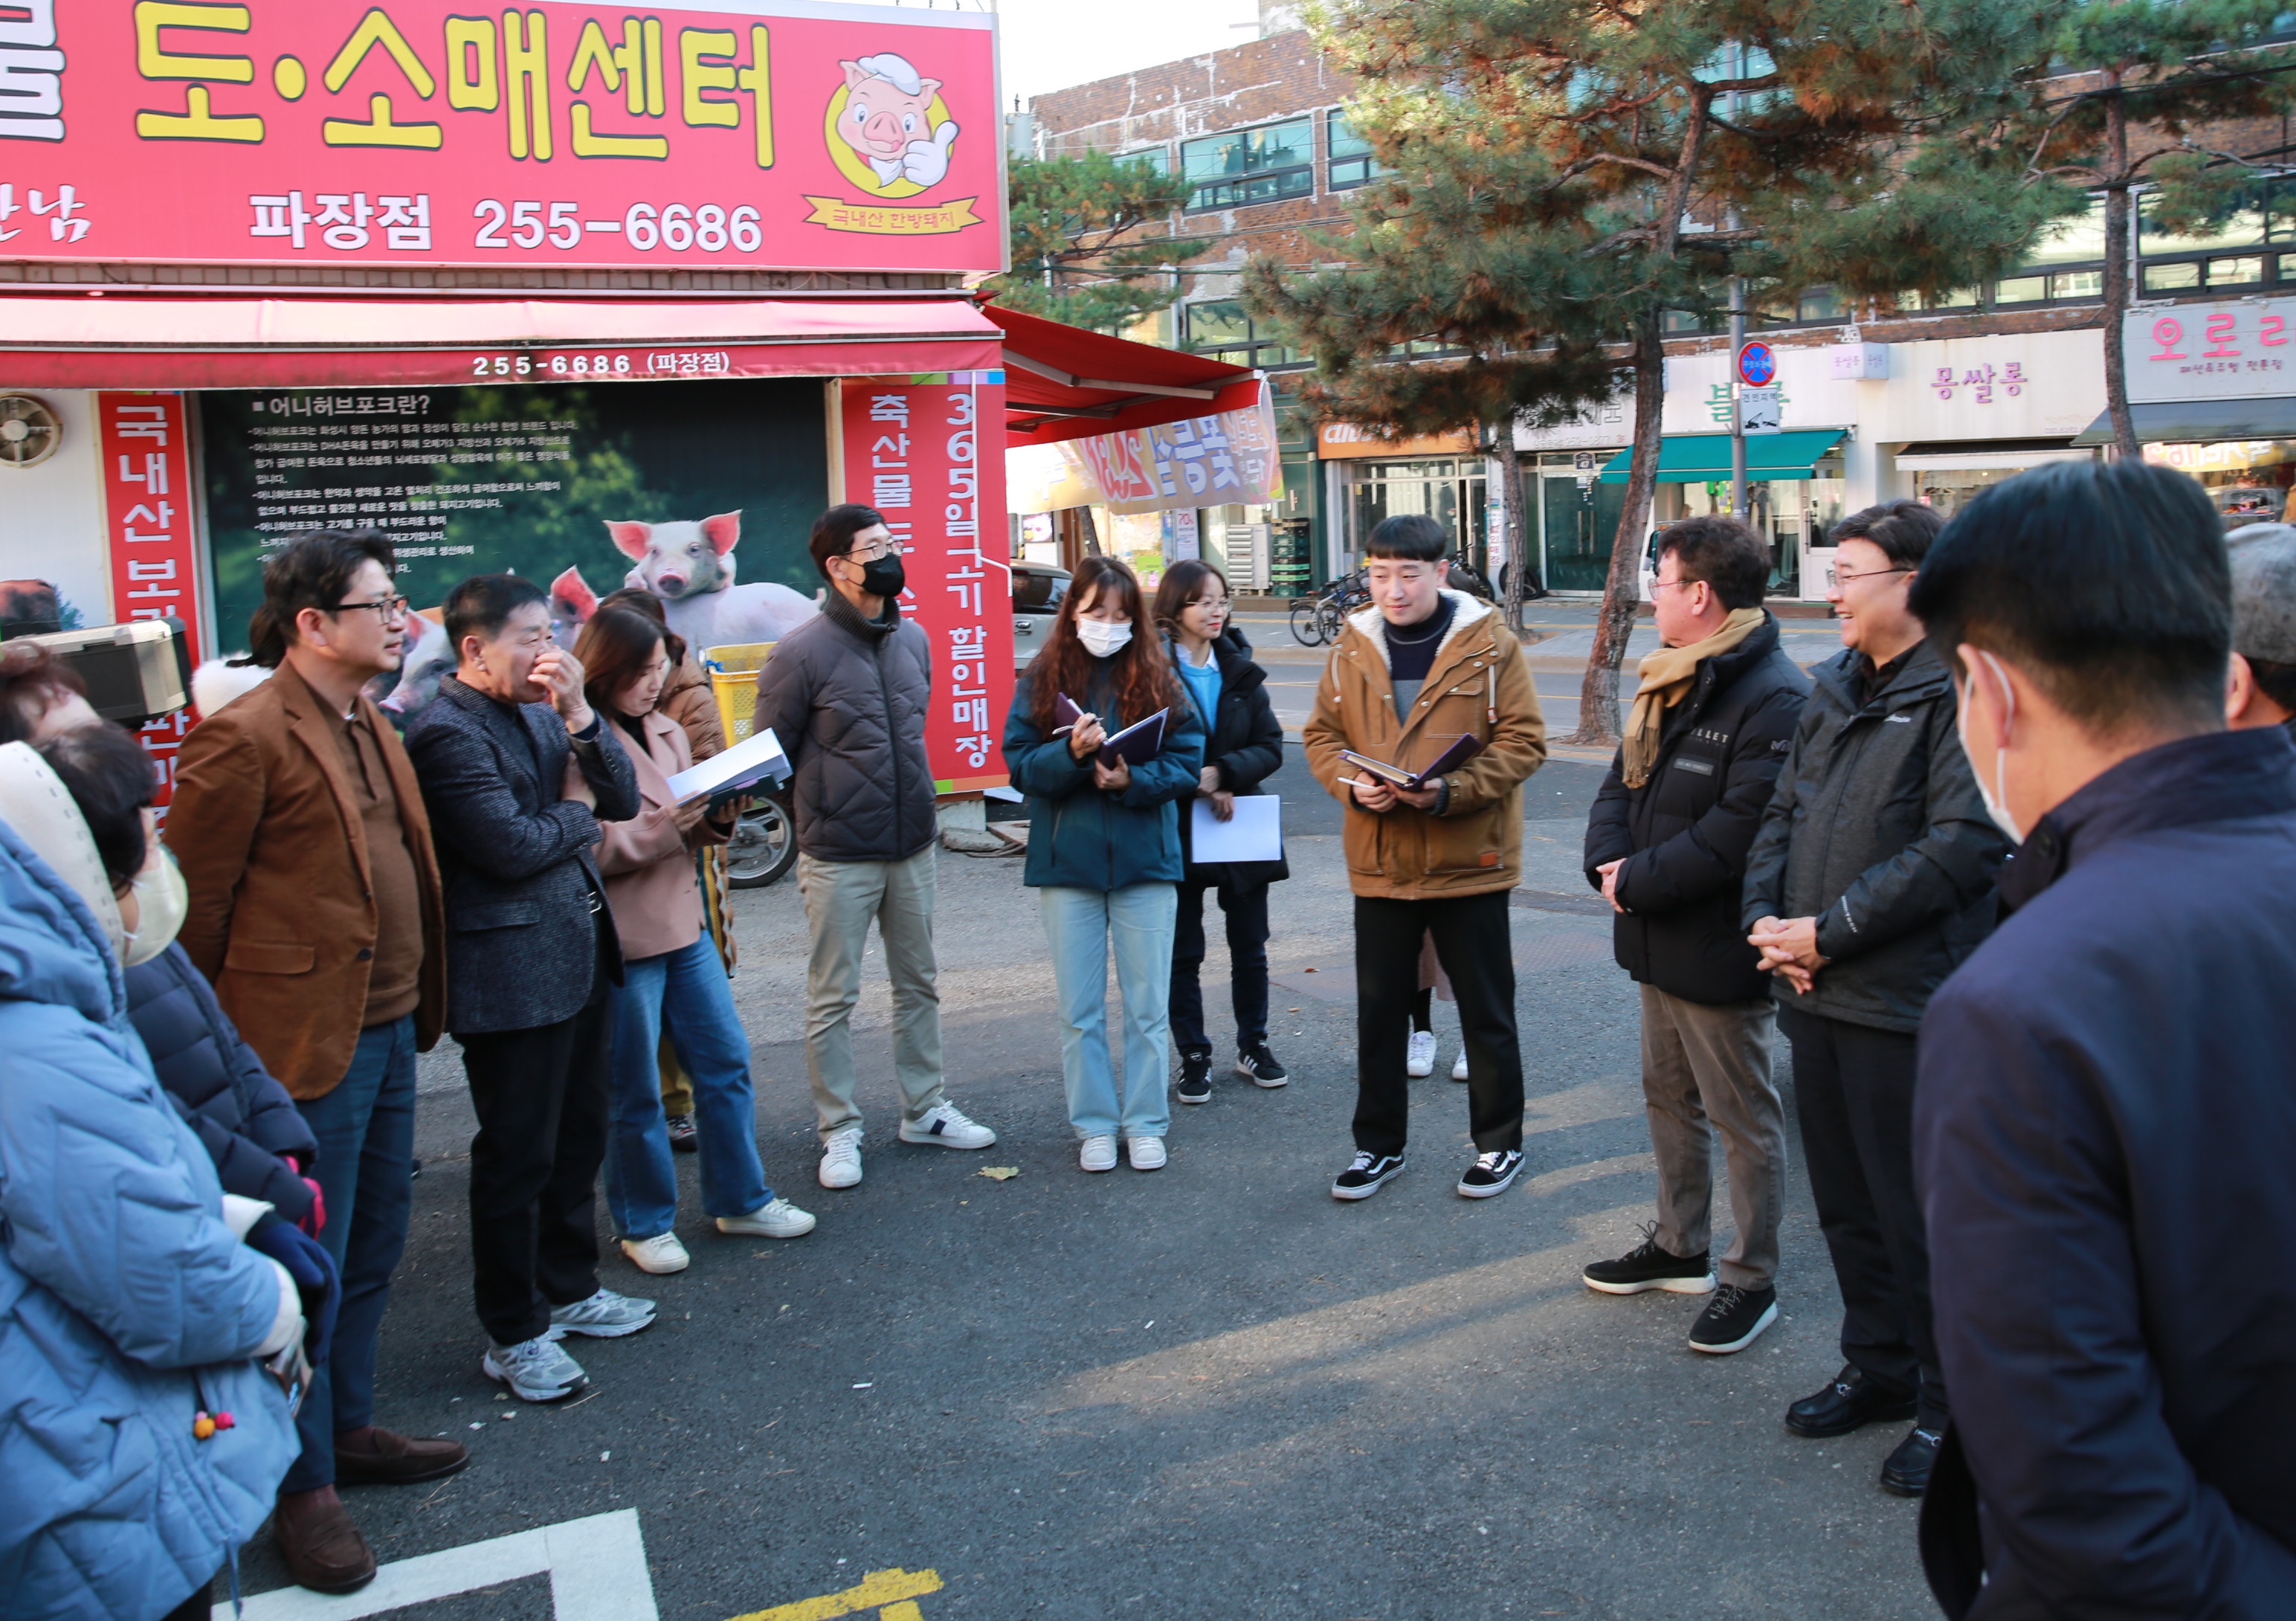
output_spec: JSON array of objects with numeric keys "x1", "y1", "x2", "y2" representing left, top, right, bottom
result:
[{"x1": 1726, "y1": 42, "x2": 1748, "y2": 520}]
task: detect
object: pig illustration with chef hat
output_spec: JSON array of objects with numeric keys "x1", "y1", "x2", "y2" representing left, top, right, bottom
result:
[
  {"x1": 837, "y1": 53, "x2": 958, "y2": 190},
  {"x1": 604, "y1": 512, "x2": 817, "y2": 655}
]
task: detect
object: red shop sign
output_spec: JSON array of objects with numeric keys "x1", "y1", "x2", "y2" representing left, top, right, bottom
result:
[
  {"x1": 96, "y1": 390, "x2": 203, "y2": 813},
  {"x1": 839, "y1": 373, "x2": 1013, "y2": 793},
  {"x1": 4, "y1": 1, "x2": 1001, "y2": 274}
]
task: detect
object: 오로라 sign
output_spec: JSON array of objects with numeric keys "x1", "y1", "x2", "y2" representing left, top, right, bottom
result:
[{"x1": 0, "y1": 0, "x2": 1001, "y2": 274}]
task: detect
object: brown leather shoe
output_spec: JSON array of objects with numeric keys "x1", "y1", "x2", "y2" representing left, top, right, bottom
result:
[
  {"x1": 272, "y1": 1486, "x2": 377, "y2": 1594},
  {"x1": 334, "y1": 1424, "x2": 472, "y2": 1486}
]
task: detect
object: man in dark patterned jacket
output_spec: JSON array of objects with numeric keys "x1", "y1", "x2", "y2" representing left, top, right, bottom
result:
[{"x1": 406, "y1": 574, "x2": 645, "y2": 1405}]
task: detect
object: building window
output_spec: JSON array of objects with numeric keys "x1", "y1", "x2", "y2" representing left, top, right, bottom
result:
[
  {"x1": 2136, "y1": 181, "x2": 2296, "y2": 297},
  {"x1": 1182, "y1": 300, "x2": 1296, "y2": 367},
  {"x1": 1115, "y1": 145, "x2": 1171, "y2": 176},
  {"x1": 1181, "y1": 118, "x2": 1315, "y2": 211},
  {"x1": 1327, "y1": 110, "x2": 1386, "y2": 191}
]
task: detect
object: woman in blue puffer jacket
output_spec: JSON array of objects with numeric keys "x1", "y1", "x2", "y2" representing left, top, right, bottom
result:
[{"x1": 0, "y1": 732, "x2": 300, "y2": 1621}]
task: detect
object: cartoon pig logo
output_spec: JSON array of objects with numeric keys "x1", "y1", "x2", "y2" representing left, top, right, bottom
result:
[{"x1": 834, "y1": 53, "x2": 958, "y2": 193}]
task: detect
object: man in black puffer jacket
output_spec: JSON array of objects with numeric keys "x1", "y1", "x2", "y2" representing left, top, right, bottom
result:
[
  {"x1": 752, "y1": 504, "x2": 999, "y2": 1195},
  {"x1": 1743, "y1": 500, "x2": 2008, "y2": 1498},
  {"x1": 1583, "y1": 517, "x2": 1809, "y2": 1357},
  {"x1": 127, "y1": 941, "x2": 322, "y2": 1231}
]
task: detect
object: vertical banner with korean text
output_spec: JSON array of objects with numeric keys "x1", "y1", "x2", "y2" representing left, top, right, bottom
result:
[
  {"x1": 97, "y1": 391, "x2": 202, "y2": 812},
  {"x1": 841, "y1": 374, "x2": 1013, "y2": 793}
]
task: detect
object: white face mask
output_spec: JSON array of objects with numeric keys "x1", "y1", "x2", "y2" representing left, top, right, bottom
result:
[
  {"x1": 121, "y1": 844, "x2": 190, "y2": 967},
  {"x1": 1955, "y1": 648, "x2": 2025, "y2": 845},
  {"x1": 1076, "y1": 618, "x2": 1133, "y2": 660}
]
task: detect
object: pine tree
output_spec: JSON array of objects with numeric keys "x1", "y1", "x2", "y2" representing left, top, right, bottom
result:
[
  {"x1": 2023, "y1": 1, "x2": 2296, "y2": 457},
  {"x1": 984, "y1": 152, "x2": 1208, "y2": 333},
  {"x1": 1279, "y1": 0, "x2": 2076, "y2": 744}
]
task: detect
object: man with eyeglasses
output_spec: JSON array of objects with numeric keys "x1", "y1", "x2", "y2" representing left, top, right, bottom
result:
[
  {"x1": 1741, "y1": 499, "x2": 2008, "y2": 1497},
  {"x1": 170, "y1": 529, "x2": 460, "y2": 1595},
  {"x1": 753, "y1": 503, "x2": 997, "y2": 1194}
]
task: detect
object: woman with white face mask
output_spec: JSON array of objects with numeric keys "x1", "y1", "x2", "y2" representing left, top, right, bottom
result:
[{"x1": 1000, "y1": 556, "x2": 1207, "y2": 1173}]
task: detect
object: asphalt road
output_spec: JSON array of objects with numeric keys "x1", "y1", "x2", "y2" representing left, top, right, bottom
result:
[{"x1": 213, "y1": 751, "x2": 1936, "y2": 1621}]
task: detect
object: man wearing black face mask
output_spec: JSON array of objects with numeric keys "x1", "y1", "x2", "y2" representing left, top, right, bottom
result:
[{"x1": 753, "y1": 504, "x2": 999, "y2": 1194}]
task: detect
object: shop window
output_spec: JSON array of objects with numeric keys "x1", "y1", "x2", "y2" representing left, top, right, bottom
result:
[
  {"x1": 1181, "y1": 118, "x2": 1315, "y2": 211},
  {"x1": 1327, "y1": 110, "x2": 1387, "y2": 191},
  {"x1": 1993, "y1": 276, "x2": 2048, "y2": 305},
  {"x1": 2144, "y1": 261, "x2": 2204, "y2": 292},
  {"x1": 2051, "y1": 269, "x2": 2103, "y2": 299},
  {"x1": 2210, "y1": 255, "x2": 2265, "y2": 286},
  {"x1": 1182, "y1": 300, "x2": 1296, "y2": 367},
  {"x1": 1796, "y1": 286, "x2": 1844, "y2": 323},
  {"x1": 1910, "y1": 286, "x2": 1979, "y2": 311}
]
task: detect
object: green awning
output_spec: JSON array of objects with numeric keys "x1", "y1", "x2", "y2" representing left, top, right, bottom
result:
[{"x1": 1598, "y1": 429, "x2": 1847, "y2": 483}]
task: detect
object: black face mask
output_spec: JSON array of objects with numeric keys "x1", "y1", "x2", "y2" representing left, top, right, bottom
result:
[{"x1": 852, "y1": 552, "x2": 904, "y2": 601}]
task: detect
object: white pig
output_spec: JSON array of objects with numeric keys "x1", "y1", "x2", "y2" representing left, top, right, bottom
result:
[
  {"x1": 610, "y1": 512, "x2": 816, "y2": 657},
  {"x1": 375, "y1": 610, "x2": 452, "y2": 725}
]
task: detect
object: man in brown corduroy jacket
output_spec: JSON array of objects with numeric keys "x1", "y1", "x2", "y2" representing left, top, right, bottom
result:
[{"x1": 1302, "y1": 514, "x2": 1547, "y2": 1203}]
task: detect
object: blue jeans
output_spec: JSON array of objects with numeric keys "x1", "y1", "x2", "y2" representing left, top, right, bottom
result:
[
  {"x1": 1039, "y1": 883, "x2": 1177, "y2": 1140},
  {"x1": 284, "y1": 1013, "x2": 416, "y2": 1493},
  {"x1": 605, "y1": 935, "x2": 771, "y2": 1240}
]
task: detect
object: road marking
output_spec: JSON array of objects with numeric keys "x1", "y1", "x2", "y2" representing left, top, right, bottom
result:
[
  {"x1": 729, "y1": 1567, "x2": 944, "y2": 1621},
  {"x1": 214, "y1": 1509, "x2": 656, "y2": 1621}
]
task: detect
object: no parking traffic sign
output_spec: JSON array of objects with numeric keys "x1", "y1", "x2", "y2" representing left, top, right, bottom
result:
[{"x1": 1735, "y1": 341, "x2": 1778, "y2": 389}]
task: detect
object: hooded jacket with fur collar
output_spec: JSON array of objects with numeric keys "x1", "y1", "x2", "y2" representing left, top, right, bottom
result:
[{"x1": 1302, "y1": 590, "x2": 1548, "y2": 899}]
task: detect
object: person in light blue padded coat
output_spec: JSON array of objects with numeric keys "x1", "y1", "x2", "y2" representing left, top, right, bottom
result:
[{"x1": 0, "y1": 776, "x2": 299, "y2": 1620}]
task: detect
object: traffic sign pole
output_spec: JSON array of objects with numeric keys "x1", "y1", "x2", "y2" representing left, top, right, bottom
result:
[{"x1": 1729, "y1": 291, "x2": 1749, "y2": 521}]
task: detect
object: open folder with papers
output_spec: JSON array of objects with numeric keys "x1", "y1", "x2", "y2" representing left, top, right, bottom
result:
[
  {"x1": 664, "y1": 726, "x2": 790, "y2": 809},
  {"x1": 1339, "y1": 732, "x2": 1483, "y2": 793},
  {"x1": 1054, "y1": 692, "x2": 1170, "y2": 767}
]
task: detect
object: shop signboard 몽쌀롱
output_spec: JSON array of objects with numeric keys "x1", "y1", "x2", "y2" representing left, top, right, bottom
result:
[{"x1": 2, "y1": 0, "x2": 999, "y2": 274}]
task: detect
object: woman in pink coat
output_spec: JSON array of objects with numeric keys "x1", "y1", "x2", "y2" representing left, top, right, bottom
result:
[{"x1": 573, "y1": 607, "x2": 814, "y2": 1274}]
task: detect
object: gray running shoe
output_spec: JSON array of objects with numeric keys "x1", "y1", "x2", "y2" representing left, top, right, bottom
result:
[
  {"x1": 547, "y1": 1287, "x2": 657, "y2": 1340},
  {"x1": 482, "y1": 1335, "x2": 589, "y2": 1402}
]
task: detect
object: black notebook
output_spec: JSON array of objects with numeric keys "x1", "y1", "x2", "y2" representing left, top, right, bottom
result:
[
  {"x1": 1340, "y1": 732, "x2": 1483, "y2": 793},
  {"x1": 1056, "y1": 692, "x2": 1170, "y2": 767}
]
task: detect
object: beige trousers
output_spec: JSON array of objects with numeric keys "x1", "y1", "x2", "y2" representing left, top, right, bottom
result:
[{"x1": 799, "y1": 845, "x2": 946, "y2": 1140}]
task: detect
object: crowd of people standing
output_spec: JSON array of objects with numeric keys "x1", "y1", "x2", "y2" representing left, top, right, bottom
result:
[{"x1": 1, "y1": 457, "x2": 2290, "y2": 1620}]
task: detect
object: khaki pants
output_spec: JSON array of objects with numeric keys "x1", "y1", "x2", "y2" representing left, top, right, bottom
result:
[
  {"x1": 1638, "y1": 984, "x2": 1786, "y2": 1290},
  {"x1": 799, "y1": 845, "x2": 946, "y2": 1141}
]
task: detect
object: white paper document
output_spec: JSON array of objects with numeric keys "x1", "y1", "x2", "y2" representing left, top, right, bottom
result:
[
  {"x1": 1190, "y1": 794, "x2": 1282, "y2": 863},
  {"x1": 664, "y1": 726, "x2": 790, "y2": 807}
]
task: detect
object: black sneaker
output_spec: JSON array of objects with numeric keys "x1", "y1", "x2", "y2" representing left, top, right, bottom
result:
[
  {"x1": 1331, "y1": 1150, "x2": 1405, "y2": 1201},
  {"x1": 665, "y1": 1113, "x2": 699, "y2": 1153},
  {"x1": 1581, "y1": 1226, "x2": 1716, "y2": 1295},
  {"x1": 1176, "y1": 1048, "x2": 1213, "y2": 1105},
  {"x1": 1688, "y1": 1283, "x2": 1779, "y2": 1354},
  {"x1": 1235, "y1": 1042, "x2": 1289, "y2": 1088},
  {"x1": 1880, "y1": 1425, "x2": 1943, "y2": 1498},
  {"x1": 1456, "y1": 1148, "x2": 1523, "y2": 1199}
]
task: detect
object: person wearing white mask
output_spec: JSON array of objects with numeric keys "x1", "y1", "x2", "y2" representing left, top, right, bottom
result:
[
  {"x1": 0, "y1": 723, "x2": 306, "y2": 1621},
  {"x1": 1001, "y1": 555, "x2": 1206, "y2": 1172},
  {"x1": 1741, "y1": 500, "x2": 2009, "y2": 1498}
]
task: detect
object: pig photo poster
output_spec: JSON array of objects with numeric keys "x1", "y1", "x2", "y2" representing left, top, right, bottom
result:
[{"x1": 199, "y1": 379, "x2": 829, "y2": 720}]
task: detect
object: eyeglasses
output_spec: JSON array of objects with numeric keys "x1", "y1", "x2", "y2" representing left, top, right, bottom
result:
[
  {"x1": 842, "y1": 541, "x2": 909, "y2": 564},
  {"x1": 1649, "y1": 576, "x2": 1700, "y2": 594},
  {"x1": 326, "y1": 595, "x2": 410, "y2": 622},
  {"x1": 1832, "y1": 565, "x2": 1910, "y2": 588},
  {"x1": 1190, "y1": 596, "x2": 1234, "y2": 613}
]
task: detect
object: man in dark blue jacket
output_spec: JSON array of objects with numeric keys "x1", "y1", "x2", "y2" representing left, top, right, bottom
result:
[
  {"x1": 1908, "y1": 458, "x2": 2296, "y2": 1620},
  {"x1": 406, "y1": 574, "x2": 645, "y2": 1406}
]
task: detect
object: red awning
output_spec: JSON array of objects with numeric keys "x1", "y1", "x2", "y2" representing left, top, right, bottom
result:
[
  {"x1": 0, "y1": 295, "x2": 1004, "y2": 390},
  {"x1": 986, "y1": 303, "x2": 1261, "y2": 445}
]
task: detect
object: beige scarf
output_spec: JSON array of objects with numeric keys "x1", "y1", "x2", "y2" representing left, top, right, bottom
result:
[{"x1": 1622, "y1": 606, "x2": 1766, "y2": 789}]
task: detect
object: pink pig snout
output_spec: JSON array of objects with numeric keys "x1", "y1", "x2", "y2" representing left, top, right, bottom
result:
[{"x1": 860, "y1": 106, "x2": 915, "y2": 155}]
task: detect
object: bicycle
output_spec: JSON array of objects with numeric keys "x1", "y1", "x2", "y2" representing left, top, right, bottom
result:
[{"x1": 1289, "y1": 570, "x2": 1370, "y2": 646}]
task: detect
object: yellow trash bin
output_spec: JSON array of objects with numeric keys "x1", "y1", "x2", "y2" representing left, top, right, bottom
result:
[{"x1": 704, "y1": 641, "x2": 777, "y2": 744}]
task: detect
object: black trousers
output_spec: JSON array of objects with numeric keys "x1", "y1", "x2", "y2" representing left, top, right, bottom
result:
[
  {"x1": 459, "y1": 926, "x2": 613, "y2": 1347},
  {"x1": 1781, "y1": 1004, "x2": 1946, "y2": 1427},
  {"x1": 1169, "y1": 878, "x2": 1271, "y2": 1053},
  {"x1": 1353, "y1": 891, "x2": 1522, "y2": 1157}
]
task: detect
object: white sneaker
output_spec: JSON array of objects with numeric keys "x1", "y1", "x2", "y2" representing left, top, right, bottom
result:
[
  {"x1": 483, "y1": 1335, "x2": 589, "y2": 1402},
  {"x1": 619, "y1": 1233, "x2": 690, "y2": 1274},
  {"x1": 1407, "y1": 1029, "x2": 1436, "y2": 1077},
  {"x1": 1079, "y1": 1134, "x2": 1118, "y2": 1172},
  {"x1": 1452, "y1": 1051, "x2": 1470, "y2": 1082},
  {"x1": 819, "y1": 1125, "x2": 863, "y2": 1189},
  {"x1": 1126, "y1": 1135, "x2": 1167, "y2": 1171},
  {"x1": 717, "y1": 1198, "x2": 816, "y2": 1239},
  {"x1": 899, "y1": 1101, "x2": 997, "y2": 1150}
]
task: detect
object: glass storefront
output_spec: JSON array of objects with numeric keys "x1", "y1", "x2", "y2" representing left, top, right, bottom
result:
[
  {"x1": 1345, "y1": 457, "x2": 1490, "y2": 575},
  {"x1": 2144, "y1": 439, "x2": 2296, "y2": 529},
  {"x1": 1658, "y1": 460, "x2": 1846, "y2": 597}
]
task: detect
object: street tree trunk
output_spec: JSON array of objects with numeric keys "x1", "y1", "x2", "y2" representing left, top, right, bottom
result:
[
  {"x1": 1571, "y1": 312, "x2": 1665, "y2": 747},
  {"x1": 2101, "y1": 69, "x2": 2139, "y2": 460},
  {"x1": 1493, "y1": 428, "x2": 1527, "y2": 634}
]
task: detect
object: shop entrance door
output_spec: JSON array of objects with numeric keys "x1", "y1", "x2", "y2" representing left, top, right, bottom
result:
[{"x1": 1541, "y1": 475, "x2": 1627, "y2": 593}]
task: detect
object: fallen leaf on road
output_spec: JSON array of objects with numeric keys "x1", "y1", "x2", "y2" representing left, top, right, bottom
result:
[{"x1": 978, "y1": 1166, "x2": 1020, "y2": 1181}]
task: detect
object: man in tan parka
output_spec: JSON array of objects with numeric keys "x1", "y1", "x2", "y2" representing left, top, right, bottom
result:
[{"x1": 1303, "y1": 514, "x2": 1547, "y2": 1201}]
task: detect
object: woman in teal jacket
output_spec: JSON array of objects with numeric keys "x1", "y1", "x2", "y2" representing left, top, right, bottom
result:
[
  {"x1": 1002, "y1": 556, "x2": 1205, "y2": 1174},
  {"x1": 0, "y1": 736, "x2": 300, "y2": 1621}
]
